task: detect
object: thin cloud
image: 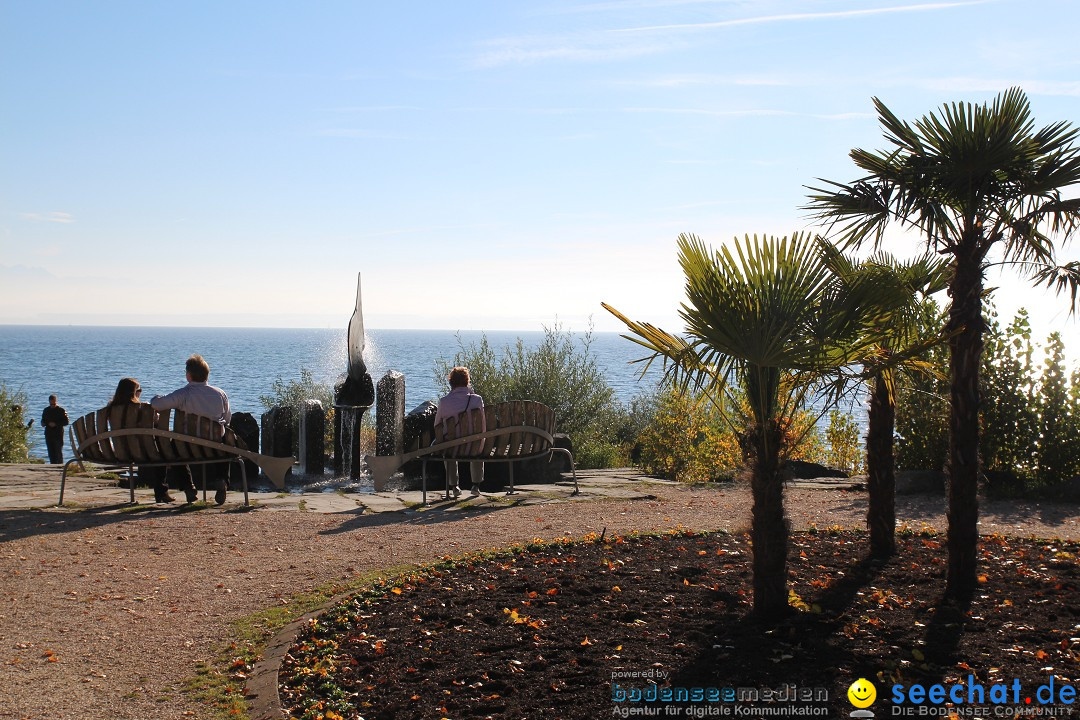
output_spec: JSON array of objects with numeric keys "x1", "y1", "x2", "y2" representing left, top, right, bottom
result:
[
  {"x1": 19, "y1": 211, "x2": 74, "y2": 224},
  {"x1": 473, "y1": 33, "x2": 670, "y2": 67},
  {"x1": 611, "y1": 1, "x2": 989, "y2": 34},
  {"x1": 547, "y1": 0, "x2": 747, "y2": 13},
  {"x1": 318, "y1": 105, "x2": 425, "y2": 113},
  {"x1": 623, "y1": 107, "x2": 871, "y2": 120},
  {"x1": 919, "y1": 77, "x2": 1080, "y2": 97},
  {"x1": 475, "y1": 2, "x2": 986, "y2": 68},
  {"x1": 622, "y1": 73, "x2": 792, "y2": 88},
  {"x1": 317, "y1": 128, "x2": 414, "y2": 141}
]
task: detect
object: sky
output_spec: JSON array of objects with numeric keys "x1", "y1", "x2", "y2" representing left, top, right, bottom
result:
[{"x1": 2, "y1": 0, "x2": 1079, "y2": 343}]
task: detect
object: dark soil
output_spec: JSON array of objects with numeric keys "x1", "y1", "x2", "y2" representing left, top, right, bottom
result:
[{"x1": 279, "y1": 530, "x2": 1080, "y2": 720}]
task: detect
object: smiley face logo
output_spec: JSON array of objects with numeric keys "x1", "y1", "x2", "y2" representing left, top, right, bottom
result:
[{"x1": 848, "y1": 678, "x2": 877, "y2": 708}]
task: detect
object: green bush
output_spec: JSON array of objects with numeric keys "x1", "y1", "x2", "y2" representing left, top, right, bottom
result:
[
  {"x1": 260, "y1": 368, "x2": 334, "y2": 412},
  {"x1": 634, "y1": 384, "x2": 831, "y2": 483},
  {"x1": 637, "y1": 387, "x2": 741, "y2": 483},
  {"x1": 980, "y1": 309, "x2": 1040, "y2": 481},
  {"x1": 895, "y1": 300, "x2": 1080, "y2": 495},
  {"x1": 0, "y1": 385, "x2": 33, "y2": 463},
  {"x1": 436, "y1": 324, "x2": 640, "y2": 469},
  {"x1": 1036, "y1": 333, "x2": 1079, "y2": 485},
  {"x1": 260, "y1": 369, "x2": 344, "y2": 455},
  {"x1": 825, "y1": 411, "x2": 863, "y2": 475},
  {"x1": 895, "y1": 298, "x2": 950, "y2": 472}
]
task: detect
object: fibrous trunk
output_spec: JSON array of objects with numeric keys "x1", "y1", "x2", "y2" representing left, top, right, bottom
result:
[
  {"x1": 866, "y1": 372, "x2": 896, "y2": 558},
  {"x1": 945, "y1": 246, "x2": 983, "y2": 600},
  {"x1": 749, "y1": 420, "x2": 789, "y2": 618}
]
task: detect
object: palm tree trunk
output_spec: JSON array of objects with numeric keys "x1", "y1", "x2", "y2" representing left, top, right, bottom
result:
[
  {"x1": 866, "y1": 372, "x2": 895, "y2": 558},
  {"x1": 946, "y1": 246, "x2": 984, "y2": 601},
  {"x1": 750, "y1": 420, "x2": 789, "y2": 618}
]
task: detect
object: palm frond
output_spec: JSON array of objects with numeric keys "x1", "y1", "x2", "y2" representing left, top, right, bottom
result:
[{"x1": 1030, "y1": 261, "x2": 1080, "y2": 313}]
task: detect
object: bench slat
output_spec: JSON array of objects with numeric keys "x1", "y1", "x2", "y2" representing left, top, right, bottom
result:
[
  {"x1": 72, "y1": 416, "x2": 90, "y2": 458},
  {"x1": 107, "y1": 405, "x2": 133, "y2": 462},
  {"x1": 521, "y1": 401, "x2": 539, "y2": 455},
  {"x1": 534, "y1": 404, "x2": 554, "y2": 454},
  {"x1": 155, "y1": 409, "x2": 179, "y2": 462},
  {"x1": 171, "y1": 411, "x2": 197, "y2": 461},
  {"x1": 137, "y1": 405, "x2": 163, "y2": 461},
  {"x1": 95, "y1": 409, "x2": 118, "y2": 463},
  {"x1": 506, "y1": 401, "x2": 526, "y2": 457}
]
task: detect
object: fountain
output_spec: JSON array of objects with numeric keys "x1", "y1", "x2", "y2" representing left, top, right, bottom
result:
[{"x1": 333, "y1": 273, "x2": 375, "y2": 480}]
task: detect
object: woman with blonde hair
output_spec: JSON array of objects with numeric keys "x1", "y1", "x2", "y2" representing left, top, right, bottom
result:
[{"x1": 434, "y1": 366, "x2": 486, "y2": 497}]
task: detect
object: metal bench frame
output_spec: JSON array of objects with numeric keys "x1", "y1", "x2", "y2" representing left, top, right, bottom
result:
[
  {"x1": 365, "y1": 400, "x2": 577, "y2": 504},
  {"x1": 59, "y1": 407, "x2": 294, "y2": 506}
]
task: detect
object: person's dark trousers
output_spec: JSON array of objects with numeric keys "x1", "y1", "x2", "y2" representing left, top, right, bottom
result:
[
  {"x1": 44, "y1": 429, "x2": 64, "y2": 464},
  {"x1": 170, "y1": 463, "x2": 229, "y2": 503},
  {"x1": 139, "y1": 466, "x2": 174, "y2": 503}
]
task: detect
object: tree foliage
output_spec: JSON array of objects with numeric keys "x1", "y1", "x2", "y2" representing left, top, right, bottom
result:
[
  {"x1": 807, "y1": 87, "x2": 1080, "y2": 598},
  {"x1": 0, "y1": 384, "x2": 33, "y2": 464},
  {"x1": 436, "y1": 324, "x2": 629, "y2": 469},
  {"x1": 605, "y1": 232, "x2": 913, "y2": 618}
]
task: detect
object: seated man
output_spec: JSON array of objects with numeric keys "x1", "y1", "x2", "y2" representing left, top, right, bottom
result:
[
  {"x1": 150, "y1": 354, "x2": 232, "y2": 504},
  {"x1": 434, "y1": 366, "x2": 485, "y2": 497}
]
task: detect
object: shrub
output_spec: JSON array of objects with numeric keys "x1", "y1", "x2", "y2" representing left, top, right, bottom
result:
[
  {"x1": 0, "y1": 384, "x2": 32, "y2": 463},
  {"x1": 436, "y1": 324, "x2": 629, "y2": 469},
  {"x1": 260, "y1": 369, "x2": 340, "y2": 456},
  {"x1": 895, "y1": 300, "x2": 1080, "y2": 495},
  {"x1": 1036, "y1": 332, "x2": 1079, "y2": 485},
  {"x1": 783, "y1": 407, "x2": 826, "y2": 465},
  {"x1": 980, "y1": 309, "x2": 1039, "y2": 481},
  {"x1": 636, "y1": 387, "x2": 740, "y2": 483},
  {"x1": 260, "y1": 368, "x2": 334, "y2": 412},
  {"x1": 895, "y1": 299, "x2": 949, "y2": 472},
  {"x1": 825, "y1": 411, "x2": 863, "y2": 475},
  {"x1": 634, "y1": 385, "x2": 827, "y2": 483}
]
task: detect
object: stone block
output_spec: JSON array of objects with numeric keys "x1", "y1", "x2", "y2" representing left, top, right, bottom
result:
[
  {"x1": 376, "y1": 371, "x2": 405, "y2": 457},
  {"x1": 298, "y1": 399, "x2": 325, "y2": 476},
  {"x1": 261, "y1": 405, "x2": 295, "y2": 458},
  {"x1": 229, "y1": 411, "x2": 260, "y2": 481}
]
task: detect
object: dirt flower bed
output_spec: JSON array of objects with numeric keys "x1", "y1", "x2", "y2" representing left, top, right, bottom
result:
[{"x1": 280, "y1": 530, "x2": 1080, "y2": 720}]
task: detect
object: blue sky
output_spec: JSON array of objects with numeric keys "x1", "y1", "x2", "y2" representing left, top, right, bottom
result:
[{"x1": 2, "y1": 0, "x2": 1078, "y2": 342}]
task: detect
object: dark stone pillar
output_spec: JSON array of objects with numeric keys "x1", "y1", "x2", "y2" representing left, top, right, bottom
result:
[
  {"x1": 376, "y1": 371, "x2": 405, "y2": 457},
  {"x1": 261, "y1": 405, "x2": 294, "y2": 458},
  {"x1": 402, "y1": 401, "x2": 438, "y2": 480},
  {"x1": 230, "y1": 411, "x2": 260, "y2": 480},
  {"x1": 298, "y1": 400, "x2": 325, "y2": 476}
]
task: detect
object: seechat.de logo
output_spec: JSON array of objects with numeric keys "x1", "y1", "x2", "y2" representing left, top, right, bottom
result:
[{"x1": 848, "y1": 678, "x2": 877, "y2": 718}]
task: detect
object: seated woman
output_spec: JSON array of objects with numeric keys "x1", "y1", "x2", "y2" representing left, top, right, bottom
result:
[
  {"x1": 107, "y1": 378, "x2": 195, "y2": 504},
  {"x1": 434, "y1": 366, "x2": 486, "y2": 497}
]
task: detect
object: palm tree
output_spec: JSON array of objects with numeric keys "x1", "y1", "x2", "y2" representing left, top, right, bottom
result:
[
  {"x1": 807, "y1": 88, "x2": 1080, "y2": 599},
  {"x1": 824, "y1": 248, "x2": 949, "y2": 558},
  {"x1": 604, "y1": 232, "x2": 905, "y2": 618}
]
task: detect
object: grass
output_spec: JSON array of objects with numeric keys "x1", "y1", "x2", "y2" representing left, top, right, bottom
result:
[{"x1": 181, "y1": 565, "x2": 414, "y2": 720}]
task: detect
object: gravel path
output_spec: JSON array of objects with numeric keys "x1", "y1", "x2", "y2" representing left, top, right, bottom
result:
[{"x1": 1, "y1": 482, "x2": 1077, "y2": 720}]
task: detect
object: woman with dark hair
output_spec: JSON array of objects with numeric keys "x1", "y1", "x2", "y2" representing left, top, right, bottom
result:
[
  {"x1": 109, "y1": 378, "x2": 175, "y2": 503},
  {"x1": 109, "y1": 377, "x2": 142, "y2": 407}
]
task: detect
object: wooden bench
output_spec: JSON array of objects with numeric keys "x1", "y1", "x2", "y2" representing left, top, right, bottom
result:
[
  {"x1": 365, "y1": 400, "x2": 577, "y2": 504},
  {"x1": 59, "y1": 405, "x2": 295, "y2": 506}
]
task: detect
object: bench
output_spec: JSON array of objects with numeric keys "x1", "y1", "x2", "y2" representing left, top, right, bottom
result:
[
  {"x1": 365, "y1": 400, "x2": 577, "y2": 504},
  {"x1": 59, "y1": 405, "x2": 295, "y2": 506}
]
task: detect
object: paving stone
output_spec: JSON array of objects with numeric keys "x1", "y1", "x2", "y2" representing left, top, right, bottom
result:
[{"x1": 0, "y1": 463, "x2": 666, "y2": 516}]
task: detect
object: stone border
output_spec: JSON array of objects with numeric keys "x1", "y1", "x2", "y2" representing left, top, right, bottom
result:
[{"x1": 245, "y1": 588, "x2": 359, "y2": 720}]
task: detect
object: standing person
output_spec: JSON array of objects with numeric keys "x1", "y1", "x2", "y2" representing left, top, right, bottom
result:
[
  {"x1": 434, "y1": 366, "x2": 485, "y2": 497},
  {"x1": 150, "y1": 354, "x2": 232, "y2": 505},
  {"x1": 40, "y1": 395, "x2": 69, "y2": 464}
]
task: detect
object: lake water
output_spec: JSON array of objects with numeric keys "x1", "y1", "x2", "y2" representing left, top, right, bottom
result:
[{"x1": 0, "y1": 325, "x2": 664, "y2": 459}]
